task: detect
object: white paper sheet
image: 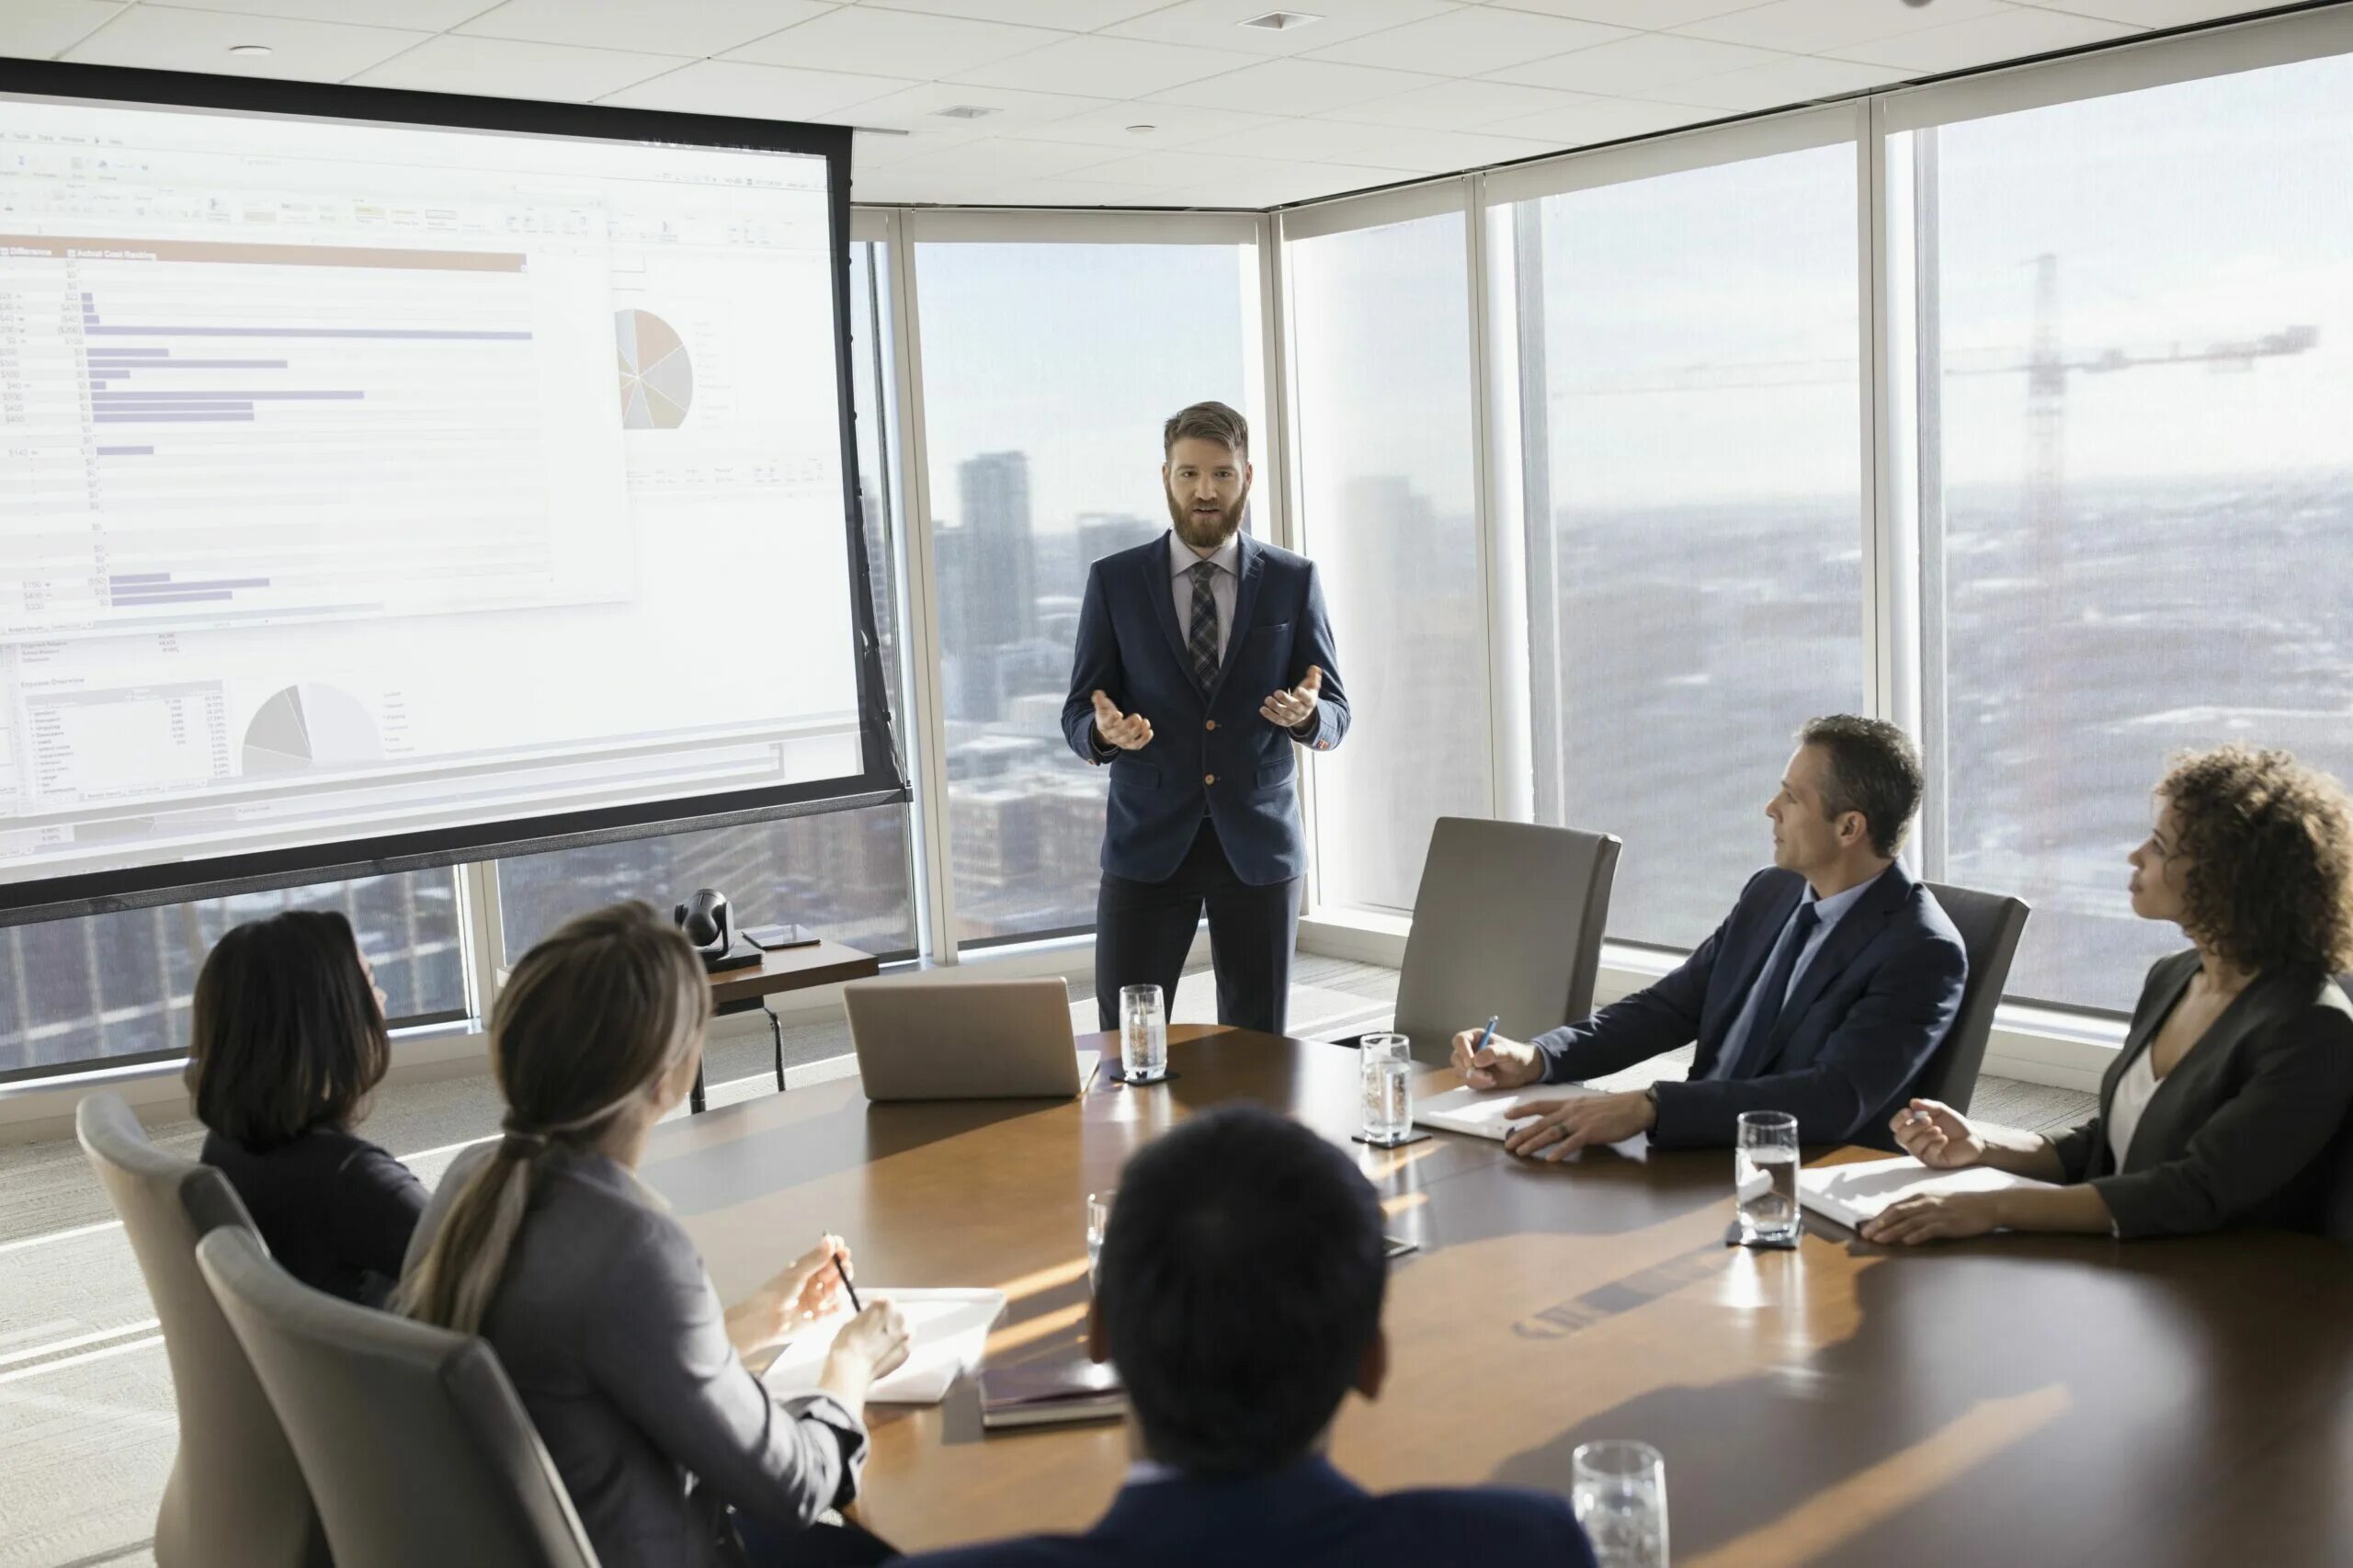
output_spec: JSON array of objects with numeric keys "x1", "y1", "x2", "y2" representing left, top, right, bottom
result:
[
  {"x1": 1414, "y1": 1081, "x2": 1598, "y2": 1142},
  {"x1": 1798, "y1": 1155, "x2": 2057, "y2": 1230},
  {"x1": 760, "y1": 1288, "x2": 1007, "y2": 1405}
]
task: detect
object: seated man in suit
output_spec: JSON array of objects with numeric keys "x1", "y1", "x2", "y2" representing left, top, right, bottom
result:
[
  {"x1": 1456, "y1": 715, "x2": 1967, "y2": 1156},
  {"x1": 899, "y1": 1105, "x2": 1595, "y2": 1568}
]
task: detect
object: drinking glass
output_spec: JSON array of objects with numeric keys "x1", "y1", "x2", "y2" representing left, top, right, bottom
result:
[
  {"x1": 1120, "y1": 984, "x2": 1166, "y2": 1081},
  {"x1": 1358, "y1": 1032, "x2": 1414, "y2": 1145},
  {"x1": 1086, "y1": 1190, "x2": 1114, "y2": 1286},
  {"x1": 1735, "y1": 1108, "x2": 1802, "y2": 1244},
  {"x1": 1571, "y1": 1439, "x2": 1667, "y2": 1568}
]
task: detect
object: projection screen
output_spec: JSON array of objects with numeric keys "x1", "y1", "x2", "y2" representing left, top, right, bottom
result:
[{"x1": 0, "y1": 62, "x2": 904, "y2": 926}]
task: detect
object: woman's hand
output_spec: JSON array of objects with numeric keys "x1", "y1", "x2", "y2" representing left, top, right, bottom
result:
[
  {"x1": 1860, "y1": 1190, "x2": 2003, "y2": 1245},
  {"x1": 724, "y1": 1234, "x2": 851, "y2": 1355},
  {"x1": 820, "y1": 1299, "x2": 915, "y2": 1410},
  {"x1": 1889, "y1": 1098, "x2": 1986, "y2": 1171}
]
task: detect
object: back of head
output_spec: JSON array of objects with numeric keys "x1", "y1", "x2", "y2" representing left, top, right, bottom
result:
[
  {"x1": 1097, "y1": 1105, "x2": 1385, "y2": 1477},
  {"x1": 2160, "y1": 744, "x2": 2353, "y2": 980},
  {"x1": 185, "y1": 908, "x2": 387, "y2": 1152},
  {"x1": 401, "y1": 901, "x2": 710, "y2": 1335}
]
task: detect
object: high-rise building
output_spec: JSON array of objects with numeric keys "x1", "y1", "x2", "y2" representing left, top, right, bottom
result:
[{"x1": 959, "y1": 451, "x2": 1037, "y2": 648}]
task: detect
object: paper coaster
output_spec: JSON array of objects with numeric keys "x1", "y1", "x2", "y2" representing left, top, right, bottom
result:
[
  {"x1": 1104, "y1": 1069, "x2": 1179, "y2": 1087},
  {"x1": 1352, "y1": 1131, "x2": 1430, "y2": 1149},
  {"x1": 1723, "y1": 1221, "x2": 1800, "y2": 1251}
]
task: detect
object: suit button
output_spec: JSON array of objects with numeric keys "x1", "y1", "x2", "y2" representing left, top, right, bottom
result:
[
  {"x1": 1204, "y1": 720, "x2": 1216, "y2": 732},
  {"x1": 1203, "y1": 774, "x2": 1216, "y2": 786}
]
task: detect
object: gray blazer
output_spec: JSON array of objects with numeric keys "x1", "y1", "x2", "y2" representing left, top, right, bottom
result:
[
  {"x1": 2052, "y1": 951, "x2": 2353, "y2": 1239},
  {"x1": 406, "y1": 1144, "x2": 867, "y2": 1568}
]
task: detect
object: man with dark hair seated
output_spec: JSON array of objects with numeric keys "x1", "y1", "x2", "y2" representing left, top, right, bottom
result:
[{"x1": 902, "y1": 1105, "x2": 1595, "y2": 1568}]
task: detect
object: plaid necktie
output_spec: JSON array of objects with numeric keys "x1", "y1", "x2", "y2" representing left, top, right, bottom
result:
[{"x1": 1187, "y1": 560, "x2": 1220, "y2": 691}]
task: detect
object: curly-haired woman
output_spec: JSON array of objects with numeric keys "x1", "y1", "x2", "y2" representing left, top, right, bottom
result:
[{"x1": 1865, "y1": 744, "x2": 2353, "y2": 1244}]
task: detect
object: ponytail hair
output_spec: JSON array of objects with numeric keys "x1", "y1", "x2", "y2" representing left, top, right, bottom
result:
[{"x1": 399, "y1": 902, "x2": 710, "y2": 1335}]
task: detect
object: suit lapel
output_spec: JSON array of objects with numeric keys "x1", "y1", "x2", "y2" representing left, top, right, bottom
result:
[
  {"x1": 1761, "y1": 867, "x2": 1907, "y2": 1059},
  {"x1": 1705, "y1": 877, "x2": 1804, "y2": 1058},
  {"x1": 1205, "y1": 531, "x2": 1266, "y2": 707},
  {"x1": 2120, "y1": 961, "x2": 2275, "y2": 1166},
  {"x1": 1144, "y1": 533, "x2": 1194, "y2": 687}
]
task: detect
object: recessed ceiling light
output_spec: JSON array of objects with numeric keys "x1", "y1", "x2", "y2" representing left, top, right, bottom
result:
[
  {"x1": 931, "y1": 105, "x2": 1001, "y2": 120},
  {"x1": 1239, "y1": 10, "x2": 1323, "y2": 30},
  {"x1": 228, "y1": 43, "x2": 274, "y2": 57}
]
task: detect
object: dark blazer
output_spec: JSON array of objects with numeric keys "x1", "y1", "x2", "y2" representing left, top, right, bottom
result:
[
  {"x1": 201, "y1": 1126, "x2": 425, "y2": 1307},
  {"x1": 2051, "y1": 951, "x2": 2353, "y2": 1239},
  {"x1": 896, "y1": 1455, "x2": 1594, "y2": 1568},
  {"x1": 1062, "y1": 531, "x2": 1348, "y2": 887},
  {"x1": 1534, "y1": 863, "x2": 1967, "y2": 1148}
]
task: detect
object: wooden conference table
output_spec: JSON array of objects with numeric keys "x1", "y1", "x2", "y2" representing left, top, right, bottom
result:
[{"x1": 646, "y1": 1026, "x2": 2353, "y2": 1568}]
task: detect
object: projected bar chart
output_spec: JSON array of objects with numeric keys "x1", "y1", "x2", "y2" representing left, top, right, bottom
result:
[{"x1": 1, "y1": 233, "x2": 612, "y2": 639}]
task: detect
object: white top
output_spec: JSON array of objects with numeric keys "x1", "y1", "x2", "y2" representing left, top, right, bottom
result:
[
  {"x1": 1167, "y1": 529, "x2": 1240, "y2": 665},
  {"x1": 2106, "y1": 1044, "x2": 2163, "y2": 1171}
]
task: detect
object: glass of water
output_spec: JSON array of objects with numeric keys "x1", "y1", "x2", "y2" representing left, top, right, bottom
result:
[
  {"x1": 1572, "y1": 1439, "x2": 1667, "y2": 1568},
  {"x1": 1120, "y1": 983, "x2": 1167, "y2": 1082},
  {"x1": 1735, "y1": 1109, "x2": 1802, "y2": 1244},
  {"x1": 1358, "y1": 1032, "x2": 1414, "y2": 1145},
  {"x1": 1086, "y1": 1189, "x2": 1114, "y2": 1286}
]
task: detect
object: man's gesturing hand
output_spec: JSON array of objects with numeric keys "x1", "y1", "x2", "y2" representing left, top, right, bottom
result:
[
  {"x1": 1261, "y1": 665, "x2": 1323, "y2": 732},
  {"x1": 1090, "y1": 690, "x2": 1154, "y2": 752}
]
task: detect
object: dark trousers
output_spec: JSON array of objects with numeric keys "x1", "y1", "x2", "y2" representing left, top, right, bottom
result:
[
  {"x1": 1096, "y1": 817, "x2": 1302, "y2": 1036},
  {"x1": 732, "y1": 1511, "x2": 895, "y2": 1565}
]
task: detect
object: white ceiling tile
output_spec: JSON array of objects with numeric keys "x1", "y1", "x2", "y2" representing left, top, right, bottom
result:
[
  {"x1": 1168, "y1": 158, "x2": 1418, "y2": 204},
  {"x1": 1149, "y1": 55, "x2": 1449, "y2": 113},
  {"x1": 728, "y1": 8, "x2": 1071, "y2": 77},
  {"x1": 353, "y1": 35, "x2": 688, "y2": 99},
  {"x1": 1321, "y1": 77, "x2": 1599, "y2": 130},
  {"x1": 1305, "y1": 6, "x2": 1629, "y2": 74},
  {"x1": 2022, "y1": 0, "x2": 2266, "y2": 24},
  {"x1": 851, "y1": 128, "x2": 959, "y2": 167},
  {"x1": 847, "y1": 167, "x2": 948, "y2": 201},
  {"x1": 949, "y1": 34, "x2": 1260, "y2": 95},
  {"x1": 872, "y1": 133, "x2": 1126, "y2": 178},
  {"x1": 1178, "y1": 115, "x2": 1408, "y2": 160},
  {"x1": 857, "y1": 0, "x2": 1182, "y2": 30},
  {"x1": 458, "y1": 0, "x2": 835, "y2": 57},
  {"x1": 599, "y1": 58, "x2": 919, "y2": 116},
  {"x1": 993, "y1": 174, "x2": 1180, "y2": 204},
  {"x1": 1677, "y1": 0, "x2": 2014, "y2": 54},
  {"x1": 62, "y1": 6, "x2": 433, "y2": 78},
  {"x1": 1332, "y1": 124, "x2": 1560, "y2": 169},
  {"x1": 1484, "y1": 94, "x2": 1713, "y2": 142},
  {"x1": 1483, "y1": 30, "x2": 1786, "y2": 91},
  {"x1": 0, "y1": 0, "x2": 123, "y2": 58},
  {"x1": 1825, "y1": 6, "x2": 2138, "y2": 69},
  {"x1": 1479, "y1": 0, "x2": 1766, "y2": 26},
  {"x1": 1106, "y1": 0, "x2": 1463, "y2": 58},
  {"x1": 153, "y1": 0, "x2": 493, "y2": 26},
  {"x1": 1652, "y1": 51, "x2": 1909, "y2": 109},
  {"x1": 1006, "y1": 100, "x2": 1281, "y2": 147},
  {"x1": 822, "y1": 79, "x2": 1119, "y2": 133}
]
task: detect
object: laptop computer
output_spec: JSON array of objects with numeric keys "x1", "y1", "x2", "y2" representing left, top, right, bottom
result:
[{"x1": 844, "y1": 975, "x2": 1100, "y2": 1101}]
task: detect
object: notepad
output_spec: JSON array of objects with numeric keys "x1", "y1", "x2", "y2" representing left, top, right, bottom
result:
[
  {"x1": 761, "y1": 1288, "x2": 1006, "y2": 1405},
  {"x1": 977, "y1": 1358, "x2": 1127, "y2": 1431},
  {"x1": 1413, "y1": 1081, "x2": 1599, "y2": 1142},
  {"x1": 1798, "y1": 1155, "x2": 2058, "y2": 1231}
]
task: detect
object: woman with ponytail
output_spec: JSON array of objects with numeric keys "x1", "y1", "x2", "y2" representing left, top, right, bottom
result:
[{"x1": 401, "y1": 902, "x2": 911, "y2": 1566}]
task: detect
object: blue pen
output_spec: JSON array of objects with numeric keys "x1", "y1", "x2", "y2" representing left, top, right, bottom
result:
[{"x1": 1468, "y1": 1015, "x2": 1498, "y2": 1073}]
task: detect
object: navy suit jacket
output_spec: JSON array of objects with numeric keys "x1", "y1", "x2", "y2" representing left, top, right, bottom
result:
[
  {"x1": 896, "y1": 1456, "x2": 1594, "y2": 1568},
  {"x1": 1062, "y1": 531, "x2": 1348, "y2": 886},
  {"x1": 1536, "y1": 862, "x2": 1967, "y2": 1148}
]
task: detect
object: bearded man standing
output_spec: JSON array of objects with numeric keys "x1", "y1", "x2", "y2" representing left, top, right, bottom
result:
[{"x1": 1061, "y1": 402, "x2": 1349, "y2": 1036}]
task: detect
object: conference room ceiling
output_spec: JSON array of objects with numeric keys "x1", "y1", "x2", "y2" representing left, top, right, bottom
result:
[{"x1": 1, "y1": 0, "x2": 2305, "y2": 209}]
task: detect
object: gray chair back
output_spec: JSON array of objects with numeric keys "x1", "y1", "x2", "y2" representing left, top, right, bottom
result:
[
  {"x1": 196, "y1": 1225, "x2": 599, "y2": 1568},
  {"x1": 1387, "y1": 818, "x2": 1622, "y2": 1065},
  {"x1": 75, "y1": 1092, "x2": 326, "y2": 1568},
  {"x1": 1912, "y1": 881, "x2": 2032, "y2": 1115}
]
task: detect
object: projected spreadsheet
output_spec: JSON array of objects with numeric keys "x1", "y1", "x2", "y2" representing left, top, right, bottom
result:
[{"x1": 0, "y1": 96, "x2": 861, "y2": 886}]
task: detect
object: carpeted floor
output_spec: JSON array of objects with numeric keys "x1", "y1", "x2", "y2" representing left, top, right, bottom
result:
[{"x1": 0, "y1": 954, "x2": 2091, "y2": 1568}]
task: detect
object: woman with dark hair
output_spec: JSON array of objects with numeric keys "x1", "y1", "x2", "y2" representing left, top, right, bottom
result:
[
  {"x1": 400, "y1": 902, "x2": 912, "y2": 1567},
  {"x1": 1868, "y1": 744, "x2": 2353, "y2": 1243},
  {"x1": 188, "y1": 908, "x2": 426, "y2": 1306}
]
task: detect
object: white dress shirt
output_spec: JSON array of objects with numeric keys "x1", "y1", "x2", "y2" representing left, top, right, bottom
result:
[{"x1": 1170, "y1": 530, "x2": 1240, "y2": 665}]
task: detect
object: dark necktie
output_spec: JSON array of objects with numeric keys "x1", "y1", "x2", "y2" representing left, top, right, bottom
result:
[
  {"x1": 1719, "y1": 902, "x2": 1821, "y2": 1081},
  {"x1": 1187, "y1": 560, "x2": 1220, "y2": 691}
]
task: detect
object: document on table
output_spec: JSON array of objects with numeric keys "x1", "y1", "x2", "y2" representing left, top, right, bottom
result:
[
  {"x1": 761, "y1": 1288, "x2": 1006, "y2": 1404},
  {"x1": 1799, "y1": 1155, "x2": 2059, "y2": 1230},
  {"x1": 1414, "y1": 1081, "x2": 1598, "y2": 1142}
]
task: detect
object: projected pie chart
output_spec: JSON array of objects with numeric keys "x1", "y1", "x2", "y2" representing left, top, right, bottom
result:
[
  {"x1": 617, "y1": 308, "x2": 694, "y2": 429},
  {"x1": 242, "y1": 684, "x2": 383, "y2": 776}
]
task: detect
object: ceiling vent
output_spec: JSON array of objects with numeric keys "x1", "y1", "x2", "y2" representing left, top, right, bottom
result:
[
  {"x1": 1239, "y1": 10, "x2": 1324, "y2": 29},
  {"x1": 931, "y1": 104, "x2": 1002, "y2": 119}
]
